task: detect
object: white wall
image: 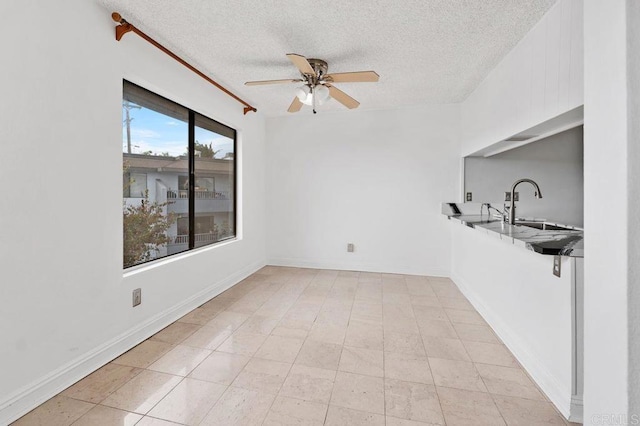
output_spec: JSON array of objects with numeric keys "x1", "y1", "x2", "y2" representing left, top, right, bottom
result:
[
  {"x1": 265, "y1": 105, "x2": 460, "y2": 276},
  {"x1": 464, "y1": 126, "x2": 583, "y2": 226},
  {"x1": 0, "y1": 1, "x2": 266, "y2": 423},
  {"x1": 583, "y1": 0, "x2": 632, "y2": 423},
  {"x1": 461, "y1": 0, "x2": 583, "y2": 156},
  {"x1": 628, "y1": 0, "x2": 640, "y2": 418}
]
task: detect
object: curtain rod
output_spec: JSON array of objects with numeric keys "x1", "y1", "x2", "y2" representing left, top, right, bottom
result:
[{"x1": 111, "y1": 12, "x2": 257, "y2": 115}]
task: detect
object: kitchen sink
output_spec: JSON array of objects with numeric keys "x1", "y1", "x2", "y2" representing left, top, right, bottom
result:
[{"x1": 515, "y1": 221, "x2": 578, "y2": 231}]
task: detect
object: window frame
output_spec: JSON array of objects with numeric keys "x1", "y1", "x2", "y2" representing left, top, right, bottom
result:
[{"x1": 122, "y1": 80, "x2": 237, "y2": 269}]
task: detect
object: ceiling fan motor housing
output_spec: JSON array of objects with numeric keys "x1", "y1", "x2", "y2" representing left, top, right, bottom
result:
[{"x1": 306, "y1": 58, "x2": 328, "y2": 83}]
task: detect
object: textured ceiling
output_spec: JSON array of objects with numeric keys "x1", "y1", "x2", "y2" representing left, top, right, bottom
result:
[{"x1": 99, "y1": 0, "x2": 556, "y2": 116}]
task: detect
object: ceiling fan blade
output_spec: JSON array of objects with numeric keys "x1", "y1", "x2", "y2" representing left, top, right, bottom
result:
[
  {"x1": 325, "y1": 71, "x2": 379, "y2": 83},
  {"x1": 326, "y1": 85, "x2": 360, "y2": 109},
  {"x1": 286, "y1": 53, "x2": 315, "y2": 75},
  {"x1": 287, "y1": 97, "x2": 303, "y2": 113},
  {"x1": 245, "y1": 79, "x2": 302, "y2": 86}
]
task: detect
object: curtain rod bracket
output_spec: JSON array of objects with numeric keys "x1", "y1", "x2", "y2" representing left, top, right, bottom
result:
[
  {"x1": 110, "y1": 12, "x2": 257, "y2": 115},
  {"x1": 112, "y1": 13, "x2": 133, "y2": 41}
]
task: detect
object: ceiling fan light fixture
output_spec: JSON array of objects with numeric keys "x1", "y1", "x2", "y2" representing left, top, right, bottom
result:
[
  {"x1": 296, "y1": 85, "x2": 312, "y2": 104},
  {"x1": 315, "y1": 84, "x2": 330, "y2": 105},
  {"x1": 296, "y1": 84, "x2": 330, "y2": 106}
]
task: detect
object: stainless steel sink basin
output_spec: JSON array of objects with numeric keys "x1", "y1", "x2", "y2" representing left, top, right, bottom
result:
[{"x1": 515, "y1": 221, "x2": 578, "y2": 231}]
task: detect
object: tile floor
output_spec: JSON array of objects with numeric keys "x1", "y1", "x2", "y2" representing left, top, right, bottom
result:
[{"x1": 13, "y1": 267, "x2": 578, "y2": 425}]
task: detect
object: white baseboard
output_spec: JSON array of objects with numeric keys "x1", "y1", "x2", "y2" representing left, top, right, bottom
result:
[
  {"x1": 0, "y1": 260, "x2": 266, "y2": 425},
  {"x1": 267, "y1": 257, "x2": 450, "y2": 277},
  {"x1": 569, "y1": 395, "x2": 583, "y2": 423},
  {"x1": 451, "y1": 272, "x2": 572, "y2": 419}
]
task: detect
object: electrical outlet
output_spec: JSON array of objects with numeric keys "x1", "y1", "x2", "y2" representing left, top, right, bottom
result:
[
  {"x1": 504, "y1": 192, "x2": 519, "y2": 202},
  {"x1": 347, "y1": 243, "x2": 355, "y2": 253},
  {"x1": 466, "y1": 192, "x2": 472, "y2": 201},
  {"x1": 133, "y1": 288, "x2": 142, "y2": 307},
  {"x1": 553, "y1": 256, "x2": 562, "y2": 277}
]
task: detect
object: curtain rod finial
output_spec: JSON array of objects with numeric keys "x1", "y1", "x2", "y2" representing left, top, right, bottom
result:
[{"x1": 112, "y1": 12, "x2": 124, "y2": 23}]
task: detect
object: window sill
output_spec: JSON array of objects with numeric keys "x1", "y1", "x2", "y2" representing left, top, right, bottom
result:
[{"x1": 123, "y1": 237, "x2": 239, "y2": 278}]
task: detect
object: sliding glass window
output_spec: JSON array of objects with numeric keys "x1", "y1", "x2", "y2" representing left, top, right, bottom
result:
[{"x1": 122, "y1": 81, "x2": 236, "y2": 268}]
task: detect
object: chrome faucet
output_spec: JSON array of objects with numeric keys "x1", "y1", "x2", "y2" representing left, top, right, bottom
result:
[{"x1": 508, "y1": 178, "x2": 543, "y2": 225}]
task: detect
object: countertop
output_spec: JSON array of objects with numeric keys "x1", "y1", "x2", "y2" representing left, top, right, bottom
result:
[{"x1": 442, "y1": 203, "x2": 584, "y2": 258}]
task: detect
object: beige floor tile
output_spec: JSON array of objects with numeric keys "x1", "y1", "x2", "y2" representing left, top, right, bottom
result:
[
  {"x1": 189, "y1": 351, "x2": 250, "y2": 385},
  {"x1": 410, "y1": 295, "x2": 442, "y2": 308},
  {"x1": 384, "y1": 318, "x2": 420, "y2": 334},
  {"x1": 147, "y1": 377, "x2": 226, "y2": 425},
  {"x1": 135, "y1": 417, "x2": 183, "y2": 426},
  {"x1": 150, "y1": 322, "x2": 201, "y2": 345},
  {"x1": 61, "y1": 363, "x2": 142, "y2": 403},
  {"x1": 307, "y1": 322, "x2": 347, "y2": 345},
  {"x1": 315, "y1": 310, "x2": 351, "y2": 328},
  {"x1": 406, "y1": 280, "x2": 436, "y2": 297},
  {"x1": 445, "y1": 308, "x2": 486, "y2": 325},
  {"x1": 12, "y1": 395, "x2": 94, "y2": 426},
  {"x1": 351, "y1": 302, "x2": 384, "y2": 324},
  {"x1": 344, "y1": 321, "x2": 384, "y2": 350},
  {"x1": 325, "y1": 405, "x2": 385, "y2": 425},
  {"x1": 453, "y1": 323, "x2": 500, "y2": 344},
  {"x1": 413, "y1": 305, "x2": 448, "y2": 322},
  {"x1": 384, "y1": 379, "x2": 444, "y2": 424},
  {"x1": 384, "y1": 331, "x2": 426, "y2": 356},
  {"x1": 383, "y1": 292, "x2": 413, "y2": 305},
  {"x1": 384, "y1": 351, "x2": 433, "y2": 384},
  {"x1": 437, "y1": 386, "x2": 506, "y2": 426},
  {"x1": 255, "y1": 335, "x2": 304, "y2": 363},
  {"x1": 180, "y1": 323, "x2": 234, "y2": 350},
  {"x1": 231, "y1": 357, "x2": 291, "y2": 393},
  {"x1": 330, "y1": 371, "x2": 385, "y2": 414},
  {"x1": 206, "y1": 311, "x2": 250, "y2": 330},
  {"x1": 101, "y1": 370, "x2": 182, "y2": 414},
  {"x1": 463, "y1": 341, "x2": 519, "y2": 368},
  {"x1": 147, "y1": 345, "x2": 211, "y2": 376},
  {"x1": 178, "y1": 307, "x2": 220, "y2": 325},
  {"x1": 216, "y1": 331, "x2": 268, "y2": 356},
  {"x1": 475, "y1": 363, "x2": 546, "y2": 401},
  {"x1": 422, "y1": 336, "x2": 471, "y2": 362},
  {"x1": 200, "y1": 386, "x2": 275, "y2": 426},
  {"x1": 271, "y1": 326, "x2": 309, "y2": 339},
  {"x1": 295, "y1": 339, "x2": 343, "y2": 370},
  {"x1": 429, "y1": 358, "x2": 487, "y2": 393},
  {"x1": 438, "y1": 296, "x2": 475, "y2": 310},
  {"x1": 358, "y1": 272, "x2": 383, "y2": 283},
  {"x1": 417, "y1": 319, "x2": 458, "y2": 338},
  {"x1": 339, "y1": 346, "x2": 384, "y2": 377},
  {"x1": 72, "y1": 405, "x2": 142, "y2": 426},
  {"x1": 279, "y1": 364, "x2": 336, "y2": 404},
  {"x1": 386, "y1": 416, "x2": 434, "y2": 425},
  {"x1": 383, "y1": 304, "x2": 415, "y2": 319},
  {"x1": 112, "y1": 340, "x2": 173, "y2": 369},
  {"x1": 237, "y1": 315, "x2": 280, "y2": 335},
  {"x1": 263, "y1": 396, "x2": 328, "y2": 426},
  {"x1": 278, "y1": 316, "x2": 315, "y2": 331},
  {"x1": 493, "y1": 395, "x2": 566, "y2": 425},
  {"x1": 431, "y1": 282, "x2": 465, "y2": 299}
]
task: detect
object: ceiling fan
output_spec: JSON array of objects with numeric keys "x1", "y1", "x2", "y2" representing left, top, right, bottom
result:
[{"x1": 245, "y1": 54, "x2": 379, "y2": 114}]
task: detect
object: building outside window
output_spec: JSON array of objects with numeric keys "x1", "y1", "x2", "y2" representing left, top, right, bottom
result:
[{"x1": 122, "y1": 81, "x2": 236, "y2": 268}]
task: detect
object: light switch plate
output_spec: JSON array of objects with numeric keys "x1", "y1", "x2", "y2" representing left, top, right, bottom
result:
[
  {"x1": 347, "y1": 243, "x2": 354, "y2": 253},
  {"x1": 133, "y1": 288, "x2": 142, "y2": 307},
  {"x1": 553, "y1": 256, "x2": 561, "y2": 277}
]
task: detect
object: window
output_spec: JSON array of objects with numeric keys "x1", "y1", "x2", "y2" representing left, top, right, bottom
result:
[
  {"x1": 122, "y1": 81, "x2": 236, "y2": 268},
  {"x1": 123, "y1": 172, "x2": 147, "y2": 198}
]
